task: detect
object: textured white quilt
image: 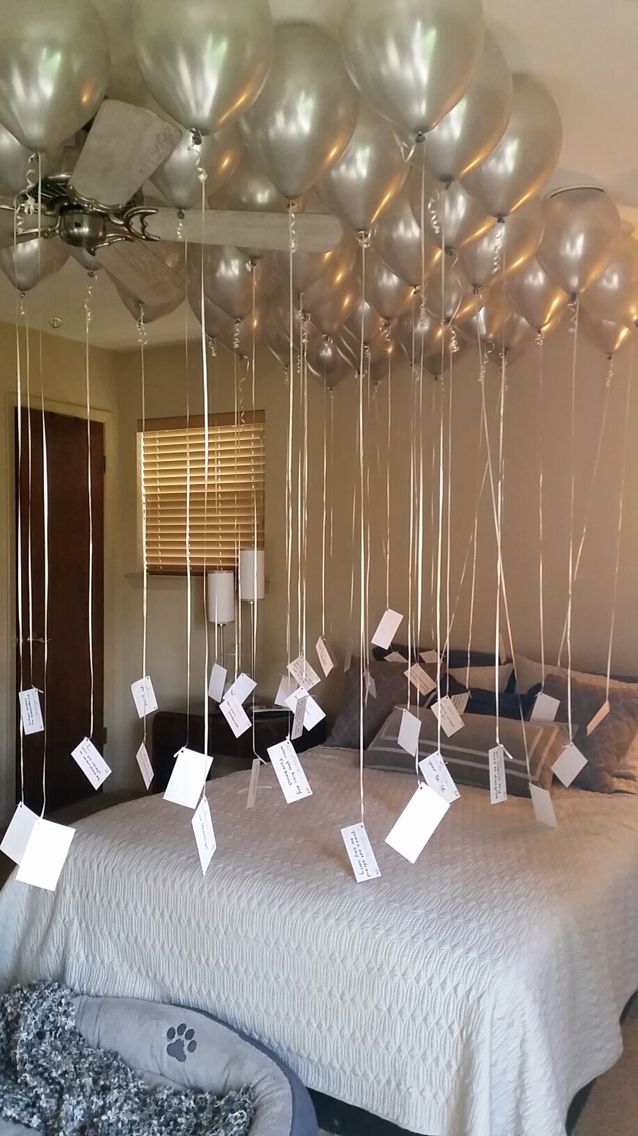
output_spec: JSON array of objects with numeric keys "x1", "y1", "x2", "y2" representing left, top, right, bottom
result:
[{"x1": 1, "y1": 748, "x2": 638, "y2": 1136}]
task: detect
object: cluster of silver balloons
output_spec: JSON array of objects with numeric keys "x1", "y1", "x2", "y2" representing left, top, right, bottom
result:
[{"x1": 0, "y1": 0, "x2": 634, "y2": 376}]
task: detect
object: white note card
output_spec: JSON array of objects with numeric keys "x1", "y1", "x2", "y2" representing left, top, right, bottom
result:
[
  {"x1": 530, "y1": 784, "x2": 557, "y2": 828},
  {"x1": 0, "y1": 802, "x2": 39, "y2": 865},
  {"x1": 16, "y1": 818, "x2": 75, "y2": 891},
  {"x1": 371, "y1": 608, "x2": 404, "y2": 649},
  {"x1": 431, "y1": 696, "x2": 465, "y2": 737},
  {"x1": 71, "y1": 737, "x2": 111, "y2": 790},
  {"x1": 420, "y1": 650, "x2": 440, "y2": 664},
  {"x1": 344, "y1": 650, "x2": 353, "y2": 673},
  {"x1": 291, "y1": 694, "x2": 307, "y2": 740},
  {"x1": 385, "y1": 783, "x2": 450, "y2": 864},
  {"x1": 385, "y1": 651, "x2": 408, "y2": 663},
  {"x1": 192, "y1": 797, "x2": 216, "y2": 875},
  {"x1": 488, "y1": 744, "x2": 507, "y2": 804},
  {"x1": 246, "y1": 758, "x2": 261, "y2": 810},
  {"x1": 450, "y1": 691, "x2": 470, "y2": 716},
  {"x1": 420, "y1": 752, "x2": 460, "y2": 804},
  {"x1": 19, "y1": 688, "x2": 44, "y2": 735},
  {"x1": 208, "y1": 663, "x2": 227, "y2": 703},
  {"x1": 220, "y1": 695, "x2": 252, "y2": 738},
  {"x1": 136, "y1": 743, "x2": 154, "y2": 790},
  {"x1": 341, "y1": 823, "x2": 381, "y2": 883},
  {"x1": 285, "y1": 688, "x2": 325, "y2": 732},
  {"x1": 130, "y1": 676, "x2": 158, "y2": 719},
  {"x1": 267, "y1": 739, "x2": 313, "y2": 804},
  {"x1": 164, "y1": 747, "x2": 213, "y2": 809},
  {"x1": 398, "y1": 709, "x2": 422, "y2": 757},
  {"x1": 316, "y1": 636, "x2": 336, "y2": 677},
  {"x1": 530, "y1": 692, "x2": 560, "y2": 723},
  {"x1": 405, "y1": 663, "x2": 437, "y2": 696},
  {"x1": 287, "y1": 655, "x2": 321, "y2": 691},
  {"x1": 364, "y1": 670, "x2": 377, "y2": 701},
  {"x1": 587, "y1": 700, "x2": 610, "y2": 736},
  {"x1": 226, "y1": 672, "x2": 256, "y2": 705},
  {"x1": 552, "y1": 742, "x2": 587, "y2": 788},
  {"x1": 275, "y1": 674, "x2": 297, "y2": 708}
]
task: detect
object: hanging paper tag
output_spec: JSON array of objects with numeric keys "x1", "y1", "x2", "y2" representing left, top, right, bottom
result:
[
  {"x1": 192, "y1": 797, "x2": 216, "y2": 875},
  {"x1": 364, "y1": 669, "x2": 377, "y2": 701},
  {"x1": 287, "y1": 655, "x2": 321, "y2": 690},
  {"x1": 530, "y1": 784, "x2": 557, "y2": 828},
  {"x1": 488, "y1": 744, "x2": 507, "y2": 804},
  {"x1": 267, "y1": 739, "x2": 313, "y2": 803},
  {"x1": 530, "y1": 692, "x2": 560, "y2": 723},
  {"x1": 385, "y1": 651, "x2": 408, "y2": 663},
  {"x1": 586, "y1": 700, "x2": 610, "y2": 736},
  {"x1": 130, "y1": 676, "x2": 158, "y2": 719},
  {"x1": 0, "y1": 802, "x2": 39, "y2": 865},
  {"x1": 16, "y1": 818, "x2": 75, "y2": 891},
  {"x1": 405, "y1": 663, "x2": 436, "y2": 696},
  {"x1": 371, "y1": 608, "x2": 404, "y2": 649},
  {"x1": 18, "y1": 688, "x2": 44, "y2": 735},
  {"x1": 344, "y1": 650, "x2": 352, "y2": 673},
  {"x1": 552, "y1": 742, "x2": 587, "y2": 788},
  {"x1": 431, "y1": 696, "x2": 465, "y2": 737},
  {"x1": 246, "y1": 758, "x2": 261, "y2": 810},
  {"x1": 275, "y1": 674, "x2": 297, "y2": 708},
  {"x1": 341, "y1": 823, "x2": 381, "y2": 883},
  {"x1": 450, "y1": 691, "x2": 470, "y2": 715},
  {"x1": 285, "y1": 688, "x2": 326, "y2": 732},
  {"x1": 220, "y1": 695, "x2": 252, "y2": 738},
  {"x1": 226, "y1": 672, "x2": 256, "y2": 705},
  {"x1": 71, "y1": 737, "x2": 111, "y2": 790},
  {"x1": 208, "y1": 663, "x2": 227, "y2": 703},
  {"x1": 136, "y1": 743, "x2": 154, "y2": 790},
  {"x1": 385, "y1": 783, "x2": 450, "y2": 864},
  {"x1": 420, "y1": 650, "x2": 439, "y2": 664},
  {"x1": 420, "y1": 752, "x2": 460, "y2": 803},
  {"x1": 291, "y1": 694, "x2": 307, "y2": 740},
  {"x1": 164, "y1": 747, "x2": 213, "y2": 809},
  {"x1": 316, "y1": 637, "x2": 336, "y2": 677},
  {"x1": 398, "y1": 708, "x2": 422, "y2": 756}
]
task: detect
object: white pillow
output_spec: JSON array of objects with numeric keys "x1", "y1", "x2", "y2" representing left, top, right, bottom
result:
[{"x1": 447, "y1": 663, "x2": 513, "y2": 693}]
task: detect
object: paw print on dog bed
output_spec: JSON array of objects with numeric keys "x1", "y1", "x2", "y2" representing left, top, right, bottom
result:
[{"x1": 166, "y1": 1023, "x2": 197, "y2": 1062}]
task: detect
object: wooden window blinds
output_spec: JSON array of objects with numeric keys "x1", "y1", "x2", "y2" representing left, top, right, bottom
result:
[{"x1": 138, "y1": 411, "x2": 265, "y2": 574}]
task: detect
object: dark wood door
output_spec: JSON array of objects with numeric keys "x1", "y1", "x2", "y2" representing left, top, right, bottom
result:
[{"x1": 15, "y1": 408, "x2": 104, "y2": 813}]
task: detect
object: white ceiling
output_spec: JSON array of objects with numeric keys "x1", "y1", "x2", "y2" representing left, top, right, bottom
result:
[{"x1": 2, "y1": 0, "x2": 637, "y2": 351}]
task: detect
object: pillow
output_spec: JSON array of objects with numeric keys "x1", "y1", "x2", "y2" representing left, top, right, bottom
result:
[
  {"x1": 365, "y1": 707, "x2": 561, "y2": 797},
  {"x1": 371, "y1": 644, "x2": 506, "y2": 667},
  {"x1": 325, "y1": 655, "x2": 439, "y2": 750},
  {"x1": 513, "y1": 655, "x2": 638, "y2": 697},
  {"x1": 541, "y1": 673, "x2": 638, "y2": 792},
  {"x1": 448, "y1": 663, "x2": 514, "y2": 694}
]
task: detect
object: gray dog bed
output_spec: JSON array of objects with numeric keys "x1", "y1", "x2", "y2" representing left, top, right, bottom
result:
[{"x1": 0, "y1": 994, "x2": 317, "y2": 1136}]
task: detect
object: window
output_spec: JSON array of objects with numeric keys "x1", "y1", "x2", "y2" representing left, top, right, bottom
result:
[{"x1": 138, "y1": 411, "x2": 265, "y2": 574}]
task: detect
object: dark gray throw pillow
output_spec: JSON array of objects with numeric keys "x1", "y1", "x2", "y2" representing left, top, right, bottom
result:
[
  {"x1": 326, "y1": 655, "x2": 439, "y2": 749},
  {"x1": 542, "y1": 673, "x2": 638, "y2": 792}
]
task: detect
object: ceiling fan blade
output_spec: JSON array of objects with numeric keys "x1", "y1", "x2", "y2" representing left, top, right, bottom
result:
[
  {"x1": 97, "y1": 240, "x2": 184, "y2": 307},
  {"x1": 145, "y1": 208, "x2": 344, "y2": 253},
  {"x1": 0, "y1": 201, "x2": 58, "y2": 248},
  {"x1": 70, "y1": 101, "x2": 181, "y2": 210}
]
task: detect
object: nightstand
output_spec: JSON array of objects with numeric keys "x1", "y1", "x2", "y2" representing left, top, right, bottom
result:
[{"x1": 151, "y1": 706, "x2": 328, "y2": 791}]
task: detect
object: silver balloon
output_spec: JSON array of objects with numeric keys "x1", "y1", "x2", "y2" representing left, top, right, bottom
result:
[
  {"x1": 408, "y1": 31, "x2": 512, "y2": 183},
  {"x1": 538, "y1": 188, "x2": 621, "y2": 296},
  {"x1": 459, "y1": 198, "x2": 544, "y2": 289},
  {"x1": 412, "y1": 176, "x2": 493, "y2": 252},
  {"x1": 372, "y1": 187, "x2": 441, "y2": 287},
  {"x1": 191, "y1": 245, "x2": 262, "y2": 319},
  {"x1": 212, "y1": 150, "x2": 288, "y2": 213},
  {"x1": 301, "y1": 238, "x2": 358, "y2": 310},
  {"x1": 457, "y1": 281, "x2": 512, "y2": 345},
  {"x1": 500, "y1": 311, "x2": 537, "y2": 357},
  {"x1": 581, "y1": 309, "x2": 632, "y2": 356},
  {"x1": 308, "y1": 278, "x2": 359, "y2": 335},
  {"x1": 462, "y1": 75, "x2": 562, "y2": 219},
  {"x1": 360, "y1": 248, "x2": 414, "y2": 321},
  {"x1": 506, "y1": 257, "x2": 569, "y2": 333},
  {"x1": 317, "y1": 102, "x2": 407, "y2": 234},
  {"x1": 425, "y1": 259, "x2": 481, "y2": 323},
  {"x1": 133, "y1": 0, "x2": 273, "y2": 134},
  {"x1": 151, "y1": 124, "x2": 243, "y2": 210},
  {"x1": 336, "y1": 328, "x2": 360, "y2": 369},
  {"x1": 423, "y1": 341, "x2": 464, "y2": 377},
  {"x1": 240, "y1": 23, "x2": 359, "y2": 201},
  {"x1": 343, "y1": 297, "x2": 385, "y2": 345},
  {"x1": 395, "y1": 302, "x2": 446, "y2": 359},
  {"x1": 216, "y1": 308, "x2": 262, "y2": 357},
  {"x1": 187, "y1": 279, "x2": 228, "y2": 336},
  {"x1": 0, "y1": 0, "x2": 109, "y2": 152},
  {"x1": 582, "y1": 235, "x2": 638, "y2": 322},
  {"x1": 269, "y1": 236, "x2": 352, "y2": 294},
  {"x1": 0, "y1": 237, "x2": 69, "y2": 292},
  {"x1": 264, "y1": 301, "x2": 293, "y2": 369},
  {"x1": 306, "y1": 333, "x2": 350, "y2": 386},
  {"x1": 115, "y1": 281, "x2": 181, "y2": 324},
  {"x1": 341, "y1": 0, "x2": 484, "y2": 139},
  {"x1": 0, "y1": 126, "x2": 58, "y2": 197}
]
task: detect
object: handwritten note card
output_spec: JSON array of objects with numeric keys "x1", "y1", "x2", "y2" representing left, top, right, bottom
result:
[
  {"x1": 275, "y1": 675, "x2": 297, "y2": 708},
  {"x1": 316, "y1": 636, "x2": 336, "y2": 677},
  {"x1": 385, "y1": 783, "x2": 450, "y2": 864},
  {"x1": 208, "y1": 663, "x2": 227, "y2": 703},
  {"x1": 405, "y1": 663, "x2": 436, "y2": 696},
  {"x1": 18, "y1": 688, "x2": 44, "y2": 735},
  {"x1": 71, "y1": 738, "x2": 111, "y2": 790},
  {"x1": 420, "y1": 650, "x2": 440, "y2": 664},
  {"x1": 488, "y1": 744, "x2": 507, "y2": 804},
  {"x1": 552, "y1": 742, "x2": 587, "y2": 788},
  {"x1": 285, "y1": 688, "x2": 326, "y2": 732},
  {"x1": 431, "y1": 696, "x2": 465, "y2": 737},
  {"x1": 371, "y1": 609, "x2": 404, "y2": 649},
  {"x1": 397, "y1": 709, "x2": 422, "y2": 757},
  {"x1": 16, "y1": 818, "x2": 75, "y2": 891},
  {"x1": 450, "y1": 691, "x2": 470, "y2": 716},
  {"x1": 291, "y1": 694, "x2": 307, "y2": 740},
  {"x1": 164, "y1": 747, "x2": 212, "y2": 809},
  {"x1": 530, "y1": 692, "x2": 560, "y2": 723},
  {"x1": 0, "y1": 802, "x2": 38, "y2": 865},
  {"x1": 341, "y1": 823, "x2": 381, "y2": 883},
  {"x1": 192, "y1": 797, "x2": 216, "y2": 875},
  {"x1": 220, "y1": 695, "x2": 252, "y2": 738},
  {"x1": 419, "y1": 752, "x2": 460, "y2": 804},
  {"x1": 136, "y1": 743, "x2": 154, "y2": 790},
  {"x1": 130, "y1": 676, "x2": 158, "y2": 719},
  {"x1": 287, "y1": 655, "x2": 321, "y2": 691},
  {"x1": 385, "y1": 651, "x2": 408, "y2": 663},
  {"x1": 246, "y1": 758, "x2": 261, "y2": 810},
  {"x1": 225, "y1": 672, "x2": 256, "y2": 705},
  {"x1": 267, "y1": 739, "x2": 313, "y2": 804}
]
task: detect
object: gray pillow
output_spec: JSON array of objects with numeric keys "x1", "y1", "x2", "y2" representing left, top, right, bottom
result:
[
  {"x1": 542, "y1": 673, "x2": 638, "y2": 792},
  {"x1": 326, "y1": 655, "x2": 439, "y2": 749},
  {"x1": 365, "y1": 707, "x2": 562, "y2": 797}
]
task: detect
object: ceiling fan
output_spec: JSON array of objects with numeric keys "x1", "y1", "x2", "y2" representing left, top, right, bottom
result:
[{"x1": 0, "y1": 100, "x2": 343, "y2": 308}]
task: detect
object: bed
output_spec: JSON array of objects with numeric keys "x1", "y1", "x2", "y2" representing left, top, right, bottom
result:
[{"x1": 1, "y1": 746, "x2": 638, "y2": 1136}]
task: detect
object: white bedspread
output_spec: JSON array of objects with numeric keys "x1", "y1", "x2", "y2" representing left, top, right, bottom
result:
[{"x1": 1, "y1": 748, "x2": 638, "y2": 1136}]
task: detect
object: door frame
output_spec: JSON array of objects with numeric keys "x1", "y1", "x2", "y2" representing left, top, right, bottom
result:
[{"x1": 2, "y1": 391, "x2": 115, "y2": 825}]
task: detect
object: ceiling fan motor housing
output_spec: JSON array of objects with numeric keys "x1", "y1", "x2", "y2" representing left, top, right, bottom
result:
[{"x1": 59, "y1": 208, "x2": 108, "y2": 251}]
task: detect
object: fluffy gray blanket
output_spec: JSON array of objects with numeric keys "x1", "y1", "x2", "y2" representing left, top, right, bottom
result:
[{"x1": 0, "y1": 982, "x2": 255, "y2": 1135}]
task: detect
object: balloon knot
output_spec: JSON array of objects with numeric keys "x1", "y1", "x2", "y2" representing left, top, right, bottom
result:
[
  {"x1": 190, "y1": 128, "x2": 203, "y2": 148},
  {"x1": 356, "y1": 229, "x2": 371, "y2": 248}
]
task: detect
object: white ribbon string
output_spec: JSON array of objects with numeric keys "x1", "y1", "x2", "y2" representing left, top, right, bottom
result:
[
  {"x1": 494, "y1": 343, "x2": 506, "y2": 741},
  {"x1": 199, "y1": 171, "x2": 210, "y2": 758},
  {"x1": 385, "y1": 353, "x2": 392, "y2": 610},
  {"x1": 435, "y1": 171, "x2": 446, "y2": 757},
  {"x1": 321, "y1": 378, "x2": 328, "y2": 639},
  {"x1": 328, "y1": 388, "x2": 335, "y2": 639},
  {"x1": 286, "y1": 205, "x2": 296, "y2": 669},
  {"x1": 444, "y1": 348, "x2": 453, "y2": 678},
  {"x1": 138, "y1": 308, "x2": 148, "y2": 745},
  {"x1": 537, "y1": 334, "x2": 546, "y2": 683},
  {"x1": 358, "y1": 236, "x2": 368, "y2": 824},
  {"x1": 605, "y1": 341, "x2": 634, "y2": 696},
  {"x1": 565, "y1": 299, "x2": 580, "y2": 741},
  {"x1": 85, "y1": 277, "x2": 95, "y2": 741},
  {"x1": 249, "y1": 267, "x2": 261, "y2": 761},
  {"x1": 429, "y1": 380, "x2": 436, "y2": 643},
  {"x1": 183, "y1": 251, "x2": 192, "y2": 730},
  {"x1": 40, "y1": 362, "x2": 49, "y2": 817},
  {"x1": 234, "y1": 351, "x2": 241, "y2": 679},
  {"x1": 25, "y1": 309, "x2": 33, "y2": 681},
  {"x1": 15, "y1": 296, "x2": 25, "y2": 802}
]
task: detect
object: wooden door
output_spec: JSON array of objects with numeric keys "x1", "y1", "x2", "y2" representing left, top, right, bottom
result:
[{"x1": 15, "y1": 408, "x2": 104, "y2": 813}]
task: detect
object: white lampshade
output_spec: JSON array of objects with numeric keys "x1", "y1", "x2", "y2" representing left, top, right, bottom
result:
[
  {"x1": 239, "y1": 548, "x2": 265, "y2": 602},
  {"x1": 206, "y1": 570, "x2": 235, "y2": 624}
]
